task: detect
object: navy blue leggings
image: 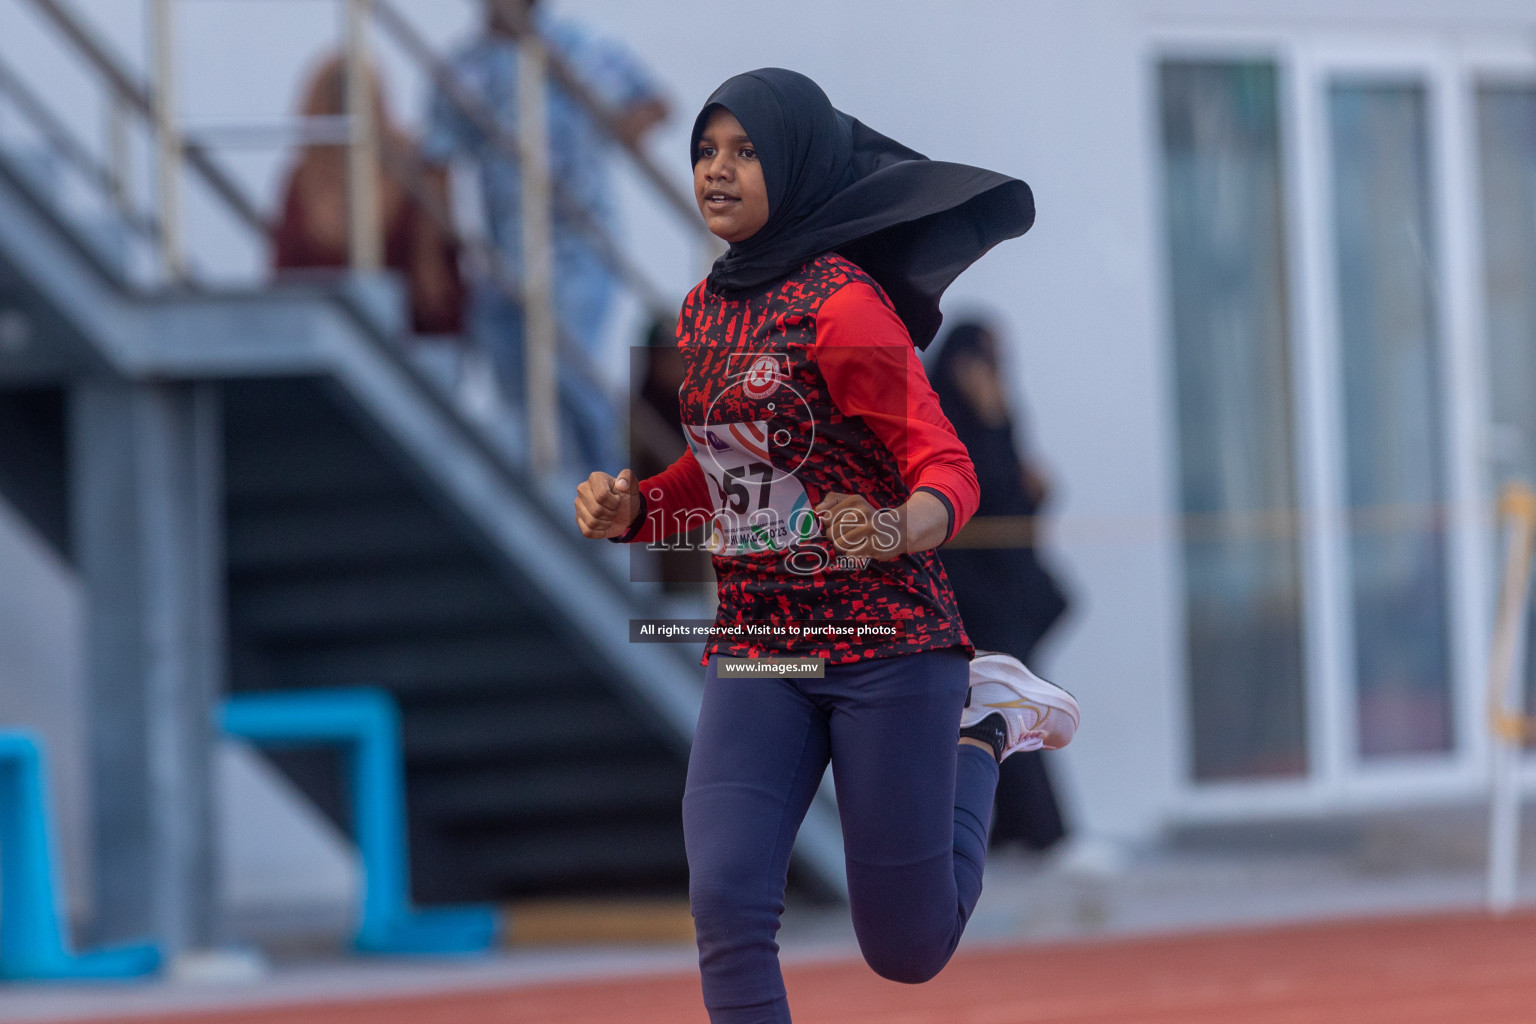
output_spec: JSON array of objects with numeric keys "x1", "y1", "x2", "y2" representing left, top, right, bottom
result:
[{"x1": 683, "y1": 647, "x2": 999, "y2": 1023}]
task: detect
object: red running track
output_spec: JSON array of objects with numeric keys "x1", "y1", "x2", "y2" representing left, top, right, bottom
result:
[{"x1": 63, "y1": 912, "x2": 1536, "y2": 1024}]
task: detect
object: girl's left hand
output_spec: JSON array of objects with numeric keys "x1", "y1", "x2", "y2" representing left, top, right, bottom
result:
[
  {"x1": 813, "y1": 490, "x2": 951, "y2": 561},
  {"x1": 814, "y1": 492, "x2": 902, "y2": 561}
]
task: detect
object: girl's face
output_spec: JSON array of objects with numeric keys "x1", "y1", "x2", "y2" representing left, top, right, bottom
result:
[{"x1": 694, "y1": 108, "x2": 770, "y2": 244}]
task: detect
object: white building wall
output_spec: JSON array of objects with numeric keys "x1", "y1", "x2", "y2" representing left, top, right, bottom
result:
[
  {"x1": 4, "y1": 0, "x2": 1536, "y2": 863},
  {"x1": 561, "y1": 0, "x2": 1536, "y2": 840}
]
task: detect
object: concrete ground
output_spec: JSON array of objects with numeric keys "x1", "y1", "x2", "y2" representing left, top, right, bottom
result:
[{"x1": 5, "y1": 799, "x2": 1536, "y2": 1023}]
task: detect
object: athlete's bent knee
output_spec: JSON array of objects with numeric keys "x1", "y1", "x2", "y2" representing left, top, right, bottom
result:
[{"x1": 860, "y1": 941, "x2": 952, "y2": 985}]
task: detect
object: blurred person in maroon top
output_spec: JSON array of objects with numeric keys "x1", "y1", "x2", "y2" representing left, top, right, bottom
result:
[{"x1": 273, "y1": 55, "x2": 463, "y2": 336}]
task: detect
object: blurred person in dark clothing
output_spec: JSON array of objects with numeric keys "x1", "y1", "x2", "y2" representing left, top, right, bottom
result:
[
  {"x1": 636, "y1": 318, "x2": 684, "y2": 444},
  {"x1": 632, "y1": 318, "x2": 709, "y2": 591},
  {"x1": 274, "y1": 55, "x2": 464, "y2": 335},
  {"x1": 930, "y1": 320, "x2": 1071, "y2": 852}
]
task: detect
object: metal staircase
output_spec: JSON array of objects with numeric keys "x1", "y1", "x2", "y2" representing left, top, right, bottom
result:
[
  {"x1": 0, "y1": 0, "x2": 848, "y2": 947},
  {"x1": 222, "y1": 375, "x2": 697, "y2": 900}
]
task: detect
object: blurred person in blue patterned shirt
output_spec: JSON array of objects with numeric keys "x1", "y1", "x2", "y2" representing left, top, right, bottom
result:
[{"x1": 423, "y1": 0, "x2": 668, "y2": 469}]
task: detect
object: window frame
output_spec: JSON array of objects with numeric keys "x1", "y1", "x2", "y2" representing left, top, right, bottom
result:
[{"x1": 1148, "y1": 27, "x2": 1536, "y2": 821}]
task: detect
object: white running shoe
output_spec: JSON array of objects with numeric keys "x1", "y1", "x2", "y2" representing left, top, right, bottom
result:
[{"x1": 960, "y1": 650, "x2": 1079, "y2": 757}]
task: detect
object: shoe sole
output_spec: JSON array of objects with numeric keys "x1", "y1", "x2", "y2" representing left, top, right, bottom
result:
[{"x1": 969, "y1": 651, "x2": 1080, "y2": 749}]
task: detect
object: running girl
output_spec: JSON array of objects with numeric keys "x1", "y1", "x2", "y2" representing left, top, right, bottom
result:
[{"x1": 574, "y1": 68, "x2": 1078, "y2": 1024}]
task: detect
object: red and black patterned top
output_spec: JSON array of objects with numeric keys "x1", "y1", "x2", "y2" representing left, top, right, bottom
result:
[{"x1": 618, "y1": 253, "x2": 979, "y2": 665}]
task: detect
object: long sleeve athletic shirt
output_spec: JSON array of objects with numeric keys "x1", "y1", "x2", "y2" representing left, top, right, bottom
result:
[{"x1": 615, "y1": 253, "x2": 978, "y2": 665}]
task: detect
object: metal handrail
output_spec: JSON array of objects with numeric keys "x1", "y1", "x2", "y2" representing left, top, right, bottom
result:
[
  {"x1": 22, "y1": 0, "x2": 693, "y2": 306},
  {"x1": 0, "y1": 51, "x2": 161, "y2": 242},
  {"x1": 22, "y1": 0, "x2": 271, "y2": 241},
  {"x1": 368, "y1": 0, "x2": 678, "y2": 314},
  {"x1": 478, "y1": 0, "x2": 708, "y2": 239},
  {"x1": 374, "y1": 138, "x2": 685, "y2": 465},
  {"x1": 342, "y1": 0, "x2": 709, "y2": 471},
  {"x1": 178, "y1": 115, "x2": 355, "y2": 149},
  {"x1": 7, "y1": 0, "x2": 698, "y2": 473}
]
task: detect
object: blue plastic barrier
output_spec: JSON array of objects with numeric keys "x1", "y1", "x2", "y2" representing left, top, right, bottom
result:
[
  {"x1": 0, "y1": 731, "x2": 160, "y2": 980},
  {"x1": 220, "y1": 689, "x2": 500, "y2": 955}
]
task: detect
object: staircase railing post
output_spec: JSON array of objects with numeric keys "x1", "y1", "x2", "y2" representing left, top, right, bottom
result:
[
  {"x1": 107, "y1": 94, "x2": 130, "y2": 223},
  {"x1": 151, "y1": 0, "x2": 183, "y2": 281},
  {"x1": 345, "y1": 0, "x2": 382, "y2": 272},
  {"x1": 515, "y1": 3, "x2": 559, "y2": 473}
]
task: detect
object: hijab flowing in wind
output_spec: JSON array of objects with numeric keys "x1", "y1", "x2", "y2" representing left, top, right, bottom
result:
[{"x1": 691, "y1": 68, "x2": 1034, "y2": 349}]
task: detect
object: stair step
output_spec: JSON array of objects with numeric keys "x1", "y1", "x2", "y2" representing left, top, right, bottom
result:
[
  {"x1": 225, "y1": 435, "x2": 407, "y2": 504},
  {"x1": 243, "y1": 633, "x2": 581, "y2": 693},
  {"x1": 216, "y1": 382, "x2": 696, "y2": 902},
  {"x1": 402, "y1": 701, "x2": 658, "y2": 765},
  {"x1": 504, "y1": 899, "x2": 695, "y2": 945},
  {"x1": 227, "y1": 498, "x2": 474, "y2": 570},
  {"x1": 410, "y1": 759, "x2": 685, "y2": 824},
  {"x1": 414, "y1": 820, "x2": 689, "y2": 901},
  {"x1": 229, "y1": 564, "x2": 525, "y2": 638},
  {"x1": 0, "y1": 387, "x2": 67, "y2": 557}
]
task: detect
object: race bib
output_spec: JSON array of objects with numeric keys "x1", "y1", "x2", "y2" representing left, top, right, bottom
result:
[{"x1": 685, "y1": 421, "x2": 821, "y2": 555}]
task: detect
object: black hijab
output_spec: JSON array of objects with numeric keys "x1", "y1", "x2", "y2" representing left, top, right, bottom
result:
[{"x1": 691, "y1": 68, "x2": 1034, "y2": 350}]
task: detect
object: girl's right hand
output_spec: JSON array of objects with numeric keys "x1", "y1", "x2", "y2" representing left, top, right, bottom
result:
[{"x1": 575, "y1": 469, "x2": 641, "y2": 539}]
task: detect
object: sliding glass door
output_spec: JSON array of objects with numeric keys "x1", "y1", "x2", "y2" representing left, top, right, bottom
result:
[
  {"x1": 1159, "y1": 61, "x2": 1308, "y2": 780},
  {"x1": 1477, "y1": 86, "x2": 1536, "y2": 710},
  {"x1": 1159, "y1": 46, "x2": 1504, "y2": 800},
  {"x1": 1327, "y1": 82, "x2": 1454, "y2": 757}
]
